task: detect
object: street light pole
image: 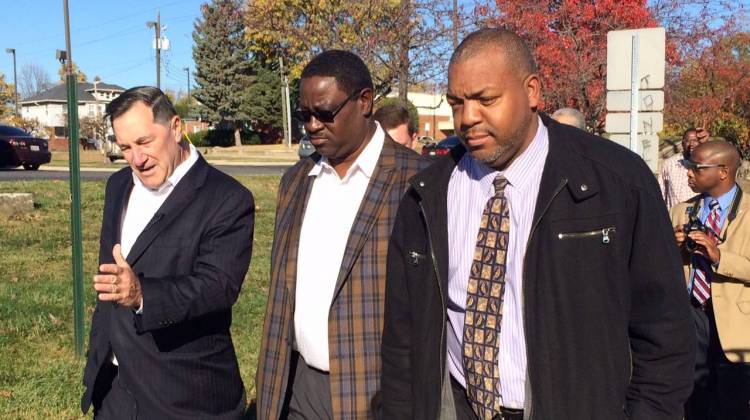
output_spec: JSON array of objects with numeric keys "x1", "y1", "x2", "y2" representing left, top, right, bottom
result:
[
  {"x1": 183, "y1": 66, "x2": 190, "y2": 117},
  {"x1": 5, "y1": 48, "x2": 19, "y2": 116},
  {"x1": 147, "y1": 10, "x2": 161, "y2": 89},
  {"x1": 63, "y1": 0, "x2": 85, "y2": 358}
]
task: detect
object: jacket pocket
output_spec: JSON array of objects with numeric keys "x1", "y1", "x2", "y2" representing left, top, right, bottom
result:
[{"x1": 558, "y1": 227, "x2": 616, "y2": 244}]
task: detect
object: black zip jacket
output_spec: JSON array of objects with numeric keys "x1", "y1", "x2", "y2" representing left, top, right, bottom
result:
[{"x1": 381, "y1": 114, "x2": 696, "y2": 420}]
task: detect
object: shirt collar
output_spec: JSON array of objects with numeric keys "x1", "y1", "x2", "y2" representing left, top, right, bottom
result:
[
  {"x1": 457, "y1": 115, "x2": 549, "y2": 194},
  {"x1": 307, "y1": 121, "x2": 385, "y2": 179},
  {"x1": 703, "y1": 183, "x2": 738, "y2": 212},
  {"x1": 131, "y1": 143, "x2": 199, "y2": 192}
]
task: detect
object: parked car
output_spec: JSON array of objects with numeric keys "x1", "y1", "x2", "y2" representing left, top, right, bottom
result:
[
  {"x1": 0, "y1": 125, "x2": 51, "y2": 170},
  {"x1": 421, "y1": 135, "x2": 460, "y2": 158},
  {"x1": 104, "y1": 135, "x2": 123, "y2": 162},
  {"x1": 298, "y1": 135, "x2": 316, "y2": 159}
]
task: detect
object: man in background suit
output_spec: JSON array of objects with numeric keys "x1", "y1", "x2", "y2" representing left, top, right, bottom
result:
[
  {"x1": 256, "y1": 50, "x2": 428, "y2": 419},
  {"x1": 670, "y1": 140, "x2": 750, "y2": 419},
  {"x1": 81, "y1": 86, "x2": 254, "y2": 419},
  {"x1": 374, "y1": 103, "x2": 419, "y2": 149}
]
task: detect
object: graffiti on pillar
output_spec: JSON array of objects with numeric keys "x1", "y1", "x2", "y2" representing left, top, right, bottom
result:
[
  {"x1": 642, "y1": 117, "x2": 654, "y2": 135},
  {"x1": 642, "y1": 94, "x2": 654, "y2": 111}
]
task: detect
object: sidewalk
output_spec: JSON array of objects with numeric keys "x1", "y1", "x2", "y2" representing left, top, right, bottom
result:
[
  {"x1": 45, "y1": 146, "x2": 299, "y2": 172},
  {"x1": 42, "y1": 158, "x2": 295, "y2": 173}
]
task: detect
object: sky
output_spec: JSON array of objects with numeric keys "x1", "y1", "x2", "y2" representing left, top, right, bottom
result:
[
  {"x1": 1, "y1": 0, "x2": 746, "y2": 100},
  {"x1": 0, "y1": 0, "x2": 206, "y2": 98}
]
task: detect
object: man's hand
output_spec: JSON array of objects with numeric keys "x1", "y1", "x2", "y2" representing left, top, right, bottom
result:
[
  {"x1": 687, "y1": 230, "x2": 721, "y2": 264},
  {"x1": 696, "y1": 127, "x2": 710, "y2": 142},
  {"x1": 674, "y1": 225, "x2": 686, "y2": 248},
  {"x1": 93, "y1": 244, "x2": 143, "y2": 308}
]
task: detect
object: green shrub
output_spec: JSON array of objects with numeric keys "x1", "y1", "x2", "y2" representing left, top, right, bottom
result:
[
  {"x1": 187, "y1": 129, "x2": 262, "y2": 147},
  {"x1": 187, "y1": 130, "x2": 210, "y2": 147}
]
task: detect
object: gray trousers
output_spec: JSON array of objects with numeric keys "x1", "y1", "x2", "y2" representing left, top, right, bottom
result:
[{"x1": 284, "y1": 352, "x2": 334, "y2": 420}]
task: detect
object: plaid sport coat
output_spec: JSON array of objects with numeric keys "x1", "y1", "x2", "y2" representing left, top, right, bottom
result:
[{"x1": 256, "y1": 137, "x2": 429, "y2": 419}]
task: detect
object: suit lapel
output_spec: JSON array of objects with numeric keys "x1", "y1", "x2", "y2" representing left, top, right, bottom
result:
[
  {"x1": 125, "y1": 156, "x2": 209, "y2": 267},
  {"x1": 281, "y1": 168, "x2": 316, "y2": 302},
  {"x1": 721, "y1": 188, "x2": 746, "y2": 238},
  {"x1": 330, "y1": 140, "x2": 397, "y2": 302}
]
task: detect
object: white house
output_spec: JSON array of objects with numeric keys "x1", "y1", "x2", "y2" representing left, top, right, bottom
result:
[{"x1": 20, "y1": 81, "x2": 125, "y2": 136}]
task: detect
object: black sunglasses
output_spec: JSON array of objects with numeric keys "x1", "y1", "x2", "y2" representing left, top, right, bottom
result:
[
  {"x1": 294, "y1": 90, "x2": 361, "y2": 124},
  {"x1": 680, "y1": 159, "x2": 726, "y2": 171}
]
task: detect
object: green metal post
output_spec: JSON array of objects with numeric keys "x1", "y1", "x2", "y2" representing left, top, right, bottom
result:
[
  {"x1": 67, "y1": 74, "x2": 85, "y2": 357},
  {"x1": 64, "y1": 0, "x2": 85, "y2": 357}
]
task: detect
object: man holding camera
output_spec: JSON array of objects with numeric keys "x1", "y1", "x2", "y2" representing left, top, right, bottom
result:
[{"x1": 670, "y1": 140, "x2": 750, "y2": 419}]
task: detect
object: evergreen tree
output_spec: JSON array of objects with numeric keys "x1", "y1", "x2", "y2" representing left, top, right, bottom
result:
[
  {"x1": 192, "y1": 0, "x2": 253, "y2": 147},
  {"x1": 245, "y1": 59, "x2": 285, "y2": 142}
]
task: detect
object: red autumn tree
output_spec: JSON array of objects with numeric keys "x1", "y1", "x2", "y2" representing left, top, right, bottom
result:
[
  {"x1": 475, "y1": 0, "x2": 660, "y2": 133},
  {"x1": 664, "y1": 31, "x2": 750, "y2": 153}
]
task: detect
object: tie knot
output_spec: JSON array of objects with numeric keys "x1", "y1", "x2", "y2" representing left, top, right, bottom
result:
[
  {"x1": 709, "y1": 199, "x2": 720, "y2": 211},
  {"x1": 493, "y1": 175, "x2": 508, "y2": 195}
]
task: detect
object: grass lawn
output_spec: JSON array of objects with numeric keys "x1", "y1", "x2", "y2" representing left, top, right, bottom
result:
[{"x1": 0, "y1": 175, "x2": 279, "y2": 419}]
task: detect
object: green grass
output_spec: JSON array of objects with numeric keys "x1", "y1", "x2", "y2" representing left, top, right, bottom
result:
[{"x1": 0, "y1": 175, "x2": 280, "y2": 419}]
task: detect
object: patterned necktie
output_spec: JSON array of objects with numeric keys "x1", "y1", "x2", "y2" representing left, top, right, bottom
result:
[
  {"x1": 462, "y1": 175, "x2": 510, "y2": 420},
  {"x1": 691, "y1": 199, "x2": 721, "y2": 305}
]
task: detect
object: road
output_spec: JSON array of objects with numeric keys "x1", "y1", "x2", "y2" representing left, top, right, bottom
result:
[{"x1": 0, "y1": 164, "x2": 291, "y2": 181}]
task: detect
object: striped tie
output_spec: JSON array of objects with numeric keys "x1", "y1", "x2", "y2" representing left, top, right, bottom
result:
[
  {"x1": 691, "y1": 199, "x2": 721, "y2": 305},
  {"x1": 462, "y1": 175, "x2": 509, "y2": 420}
]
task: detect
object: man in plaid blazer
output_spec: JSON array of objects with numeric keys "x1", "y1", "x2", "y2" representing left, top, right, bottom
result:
[{"x1": 256, "y1": 50, "x2": 428, "y2": 419}]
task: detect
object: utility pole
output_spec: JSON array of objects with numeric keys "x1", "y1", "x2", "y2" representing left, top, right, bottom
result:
[
  {"x1": 62, "y1": 0, "x2": 85, "y2": 358},
  {"x1": 452, "y1": 0, "x2": 459, "y2": 49},
  {"x1": 147, "y1": 10, "x2": 161, "y2": 89},
  {"x1": 278, "y1": 57, "x2": 291, "y2": 148},
  {"x1": 398, "y1": 0, "x2": 411, "y2": 104},
  {"x1": 183, "y1": 66, "x2": 190, "y2": 117},
  {"x1": 5, "y1": 48, "x2": 18, "y2": 116}
]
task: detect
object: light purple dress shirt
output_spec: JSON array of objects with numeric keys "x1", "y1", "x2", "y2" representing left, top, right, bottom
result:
[{"x1": 446, "y1": 116, "x2": 549, "y2": 409}]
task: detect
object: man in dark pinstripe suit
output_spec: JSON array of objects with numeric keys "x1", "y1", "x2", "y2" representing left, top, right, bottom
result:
[
  {"x1": 256, "y1": 50, "x2": 429, "y2": 419},
  {"x1": 81, "y1": 86, "x2": 254, "y2": 419}
]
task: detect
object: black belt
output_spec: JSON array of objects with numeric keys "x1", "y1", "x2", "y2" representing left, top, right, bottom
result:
[
  {"x1": 450, "y1": 375, "x2": 524, "y2": 420},
  {"x1": 492, "y1": 407, "x2": 524, "y2": 420}
]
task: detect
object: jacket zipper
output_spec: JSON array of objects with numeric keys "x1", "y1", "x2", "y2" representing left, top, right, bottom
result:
[
  {"x1": 418, "y1": 200, "x2": 447, "y2": 397},
  {"x1": 557, "y1": 227, "x2": 616, "y2": 244},
  {"x1": 522, "y1": 177, "x2": 568, "y2": 419}
]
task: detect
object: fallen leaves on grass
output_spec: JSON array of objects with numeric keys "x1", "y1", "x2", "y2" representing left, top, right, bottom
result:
[{"x1": 48, "y1": 313, "x2": 62, "y2": 326}]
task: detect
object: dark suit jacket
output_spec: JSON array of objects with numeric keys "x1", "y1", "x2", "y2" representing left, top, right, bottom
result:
[
  {"x1": 256, "y1": 137, "x2": 429, "y2": 419},
  {"x1": 382, "y1": 114, "x2": 696, "y2": 419},
  {"x1": 81, "y1": 155, "x2": 254, "y2": 419}
]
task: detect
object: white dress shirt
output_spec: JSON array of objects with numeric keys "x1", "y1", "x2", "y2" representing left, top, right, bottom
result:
[
  {"x1": 658, "y1": 153, "x2": 695, "y2": 209},
  {"x1": 111, "y1": 143, "x2": 199, "y2": 366},
  {"x1": 294, "y1": 123, "x2": 385, "y2": 371},
  {"x1": 446, "y1": 117, "x2": 548, "y2": 408}
]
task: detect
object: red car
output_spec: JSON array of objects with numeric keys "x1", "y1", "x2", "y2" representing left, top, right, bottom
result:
[
  {"x1": 420, "y1": 135, "x2": 460, "y2": 158},
  {"x1": 0, "y1": 125, "x2": 51, "y2": 170}
]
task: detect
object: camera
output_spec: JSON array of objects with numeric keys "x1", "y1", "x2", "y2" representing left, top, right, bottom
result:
[{"x1": 683, "y1": 216, "x2": 708, "y2": 252}]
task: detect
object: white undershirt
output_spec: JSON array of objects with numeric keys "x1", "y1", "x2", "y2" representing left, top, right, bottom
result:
[
  {"x1": 294, "y1": 123, "x2": 385, "y2": 371},
  {"x1": 110, "y1": 143, "x2": 198, "y2": 366}
]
